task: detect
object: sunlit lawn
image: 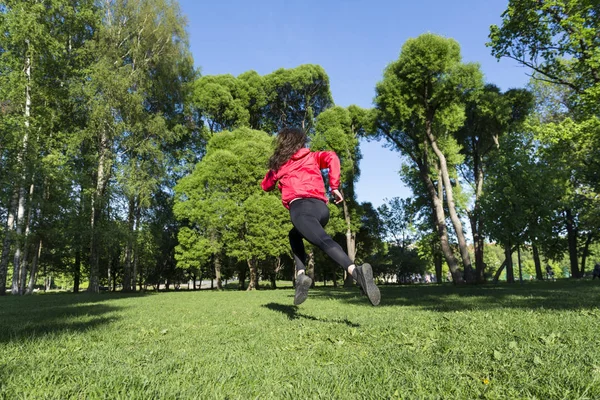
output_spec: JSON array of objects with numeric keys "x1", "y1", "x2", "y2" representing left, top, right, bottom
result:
[{"x1": 1, "y1": 280, "x2": 599, "y2": 399}]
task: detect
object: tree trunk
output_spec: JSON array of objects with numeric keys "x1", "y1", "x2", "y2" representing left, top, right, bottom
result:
[
  {"x1": 73, "y1": 186, "x2": 84, "y2": 294},
  {"x1": 505, "y1": 243, "x2": 514, "y2": 283},
  {"x1": 11, "y1": 186, "x2": 26, "y2": 295},
  {"x1": 88, "y1": 130, "x2": 111, "y2": 293},
  {"x1": 532, "y1": 244, "x2": 543, "y2": 280},
  {"x1": 238, "y1": 268, "x2": 246, "y2": 290},
  {"x1": 580, "y1": 232, "x2": 593, "y2": 277},
  {"x1": 246, "y1": 259, "x2": 258, "y2": 290},
  {"x1": 307, "y1": 250, "x2": 315, "y2": 287},
  {"x1": 425, "y1": 121, "x2": 474, "y2": 281},
  {"x1": 341, "y1": 193, "x2": 356, "y2": 287},
  {"x1": 493, "y1": 262, "x2": 505, "y2": 283},
  {"x1": 112, "y1": 256, "x2": 118, "y2": 291},
  {"x1": 133, "y1": 199, "x2": 141, "y2": 292},
  {"x1": 12, "y1": 40, "x2": 33, "y2": 295},
  {"x1": 123, "y1": 197, "x2": 134, "y2": 292},
  {"x1": 565, "y1": 209, "x2": 580, "y2": 278},
  {"x1": 332, "y1": 267, "x2": 338, "y2": 288},
  {"x1": 434, "y1": 249, "x2": 443, "y2": 285},
  {"x1": 471, "y1": 154, "x2": 486, "y2": 283},
  {"x1": 73, "y1": 248, "x2": 81, "y2": 293},
  {"x1": 214, "y1": 249, "x2": 223, "y2": 290},
  {"x1": 0, "y1": 191, "x2": 18, "y2": 295},
  {"x1": 25, "y1": 239, "x2": 42, "y2": 295},
  {"x1": 419, "y1": 159, "x2": 463, "y2": 283},
  {"x1": 18, "y1": 181, "x2": 36, "y2": 295},
  {"x1": 270, "y1": 257, "x2": 282, "y2": 289},
  {"x1": 517, "y1": 245, "x2": 523, "y2": 283},
  {"x1": 493, "y1": 245, "x2": 518, "y2": 283},
  {"x1": 383, "y1": 130, "x2": 462, "y2": 283}
]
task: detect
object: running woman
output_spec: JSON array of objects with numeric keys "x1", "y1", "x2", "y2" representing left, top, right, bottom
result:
[{"x1": 261, "y1": 127, "x2": 380, "y2": 306}]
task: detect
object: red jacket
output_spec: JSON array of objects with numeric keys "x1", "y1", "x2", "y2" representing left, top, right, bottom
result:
[{"x1": 261, "y1": 148, "x2": 341, "y2": 209}]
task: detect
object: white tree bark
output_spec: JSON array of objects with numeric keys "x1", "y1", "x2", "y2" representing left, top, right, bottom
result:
[
  {"x1": 132, "y1": 198, "x2": 141, "y2": 292},
  {"x1": 425, "y1": 121, "x2": 473, "y2": 279},
  {"x1": 25, "y1": 239, "x2": 42, "y2": 295},
  {"x1": 0, "y1": 191, "x2": 18, "y2": 295},
  {"x1": 88, "y1": 130, "x2": 110, "y2": 293},
  {"x1": 12, "y1": 41, "x2": 32, "y2": 295},
  {"x1": 18, "y1": 181, "x2": 35, "y2": 294}
]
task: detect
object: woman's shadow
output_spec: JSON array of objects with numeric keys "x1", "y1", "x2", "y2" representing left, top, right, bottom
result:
[{"x1": 262, "y1": 302, "x2": 360, "y2": 328}]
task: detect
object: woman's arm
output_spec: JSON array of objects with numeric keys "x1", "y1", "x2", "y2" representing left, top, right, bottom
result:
[
  {"x1": 261, "y1": 170, "x2": 278, "y2": 192},
  {"x1": 315, "y1": 151, "x2": 341, "y2": 190}
]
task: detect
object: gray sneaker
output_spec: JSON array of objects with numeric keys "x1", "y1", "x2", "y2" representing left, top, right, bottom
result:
[
  {"x1": 294, "y1": 273, "x2": 312, "y2": 305},
  {"x1": 355, "y1": 263, "x2": 381, "y2": 306}
]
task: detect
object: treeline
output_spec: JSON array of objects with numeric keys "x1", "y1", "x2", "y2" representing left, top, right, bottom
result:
[{"x1": 1, "y1": 0, "x2": 598, "y2": 294}]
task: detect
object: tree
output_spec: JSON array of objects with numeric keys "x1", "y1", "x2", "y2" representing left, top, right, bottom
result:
[
  {"x1": 377, "y1": 197, "x2": 416, "y2": 249},
  {"x1": 238, "y1": 71, "x2": 267, "y2": 131},
  {"x1": 480, "y1": 129, "x2": 561, "y2": 282},
  {"x1": 75, "y1": 0, "x2": 193, "y2": 292},
  {"x1": 531, "y1": 117, "x2": 600, "y2": 278},
  {"x1": 456, "y1": 84, "x2": 534, "y2": 281},
  {"x1": 192, "y1": 74, "x2": 250, "y2": 134},
  {"x1": 374, "y1": 33, "x2": 483, "y2": 283},
  {"x1": 491, "y1": 2, "x2": 600, "y2": 278},
  {"x1": 527, "y1": 76, "x2": 600, "y2": 279},
  {"x1": 377, "y1": 197, "x2": 425, "y2": 282},
  {"x1": 174, "y1": 128, "x2": 291, "y2": 291},
  {"x1": 264, "y1": 64, "x2": 333, "y2": 133},
  {"x1": 489, "y1": 0, "x2": 600, "y2": 114},
  {"x1": 312, "y1": 105, "x2": 365, "y2": 285},
  {"x1": 0, "y1": 0, "x2": 100, "y2": 295}
]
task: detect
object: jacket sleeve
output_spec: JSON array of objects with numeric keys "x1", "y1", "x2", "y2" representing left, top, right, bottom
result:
[
  {"x1": 315, "y1": 151, "x2": 341, "y2": 190},
  {"x1": 261, "y1": 170, "x2": 277, "y2": 192}
]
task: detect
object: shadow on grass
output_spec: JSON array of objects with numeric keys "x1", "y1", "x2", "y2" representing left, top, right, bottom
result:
[
  {"x1": 0, "y1": 291, "x2": 151, "y2": 343},
  {"x1": 262, "y1": 302, "x2": 361, "y2": 327},
  {"x1": 306, "y1": 280, "x2": 600, "y2": 311}
]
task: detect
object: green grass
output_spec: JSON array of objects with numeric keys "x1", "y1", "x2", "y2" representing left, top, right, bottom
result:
[{"x1": 1, "y1": 281, "x2": 599, "y2": 399}]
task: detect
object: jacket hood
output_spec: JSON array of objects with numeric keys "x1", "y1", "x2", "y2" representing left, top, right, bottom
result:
[{"x1": 291, "y1": 148, "x2": 311, "y2": 160}]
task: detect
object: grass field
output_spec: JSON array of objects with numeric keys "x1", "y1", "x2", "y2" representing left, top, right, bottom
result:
[{"x1": 1, "y1": 280, "x2": 599, "y2": 399}]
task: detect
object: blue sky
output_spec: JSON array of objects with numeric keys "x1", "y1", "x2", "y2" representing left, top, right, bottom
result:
[{"x1": 178, "y1": 0, "x2": 531, "y2": 208}]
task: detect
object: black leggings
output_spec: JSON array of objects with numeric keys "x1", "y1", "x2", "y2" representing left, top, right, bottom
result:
[{"x1": 288, "y1": 198, "x2": 353, "y2": 272}]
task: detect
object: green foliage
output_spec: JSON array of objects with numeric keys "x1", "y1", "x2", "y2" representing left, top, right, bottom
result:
[
  {"x1": 264, "y1": 64, "x2": 333, "y2": 133},
  {"x1": 457, "y1": 84, "x2": 534, "y2": 183},
  {"x1": 377, "y1": 197, "x2": 416, "y2": 249},
  {"x1": 174, "y1": 128, "x2": 291, "y2": 275},
  {"x1": 374, "y1": 33, "x2": 484, "y2": 280},
  {"x1": 480, "y1": 130, "x2": 557, "y2": 247},
  {"x1": 312, "y1": 106, "x2": 365, "y2": 244},
  {"x1": 192, "y1": 74, "x2": 250, "y2": 133},
  {"x1": 376, "y1": 33, "x2": 482, "y2": 134},
  {"x1": 373, "y1": 33, "x2": 483, "y2": 199},
  {"x1": 489, "y1": 0, "x2": 600, "y2": 114},
  {"x1": 529, "y1": 115, "x2": 600, "y2": 266},
  {"x1": 192, "y1": 65, "x2": 333, "y2": 135},
  {"x1": 313, "y1": 106, "x2": 360, "y2": 184}
]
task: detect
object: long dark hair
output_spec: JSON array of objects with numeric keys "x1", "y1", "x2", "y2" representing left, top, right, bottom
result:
[{"x1": 268, "y1": 127, "x2": 307, "y2": 171}]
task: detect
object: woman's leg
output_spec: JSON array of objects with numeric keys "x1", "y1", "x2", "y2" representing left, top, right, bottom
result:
[
  {"x1": 289, "y1": 198, "x2": 380, "y2": 306},
  {"x1": 288, "y1": 227, "x2": 306, "y2": 272},
  {"x1": 289, "y1": 199, "x2": 353, "y2": 270}
]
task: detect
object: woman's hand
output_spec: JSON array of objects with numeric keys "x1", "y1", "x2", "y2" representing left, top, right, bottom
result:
[{"x1": 332, "y1": 189, "x2": 344, "y2": 204}]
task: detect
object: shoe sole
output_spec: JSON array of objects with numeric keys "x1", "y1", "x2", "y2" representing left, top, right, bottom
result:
[
  {"x1": 360, "y1": 264, "x2": 381, "y2": 306},
  {"x1": 294, "y1": 275, "x2": 312, "y2": 305}
]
